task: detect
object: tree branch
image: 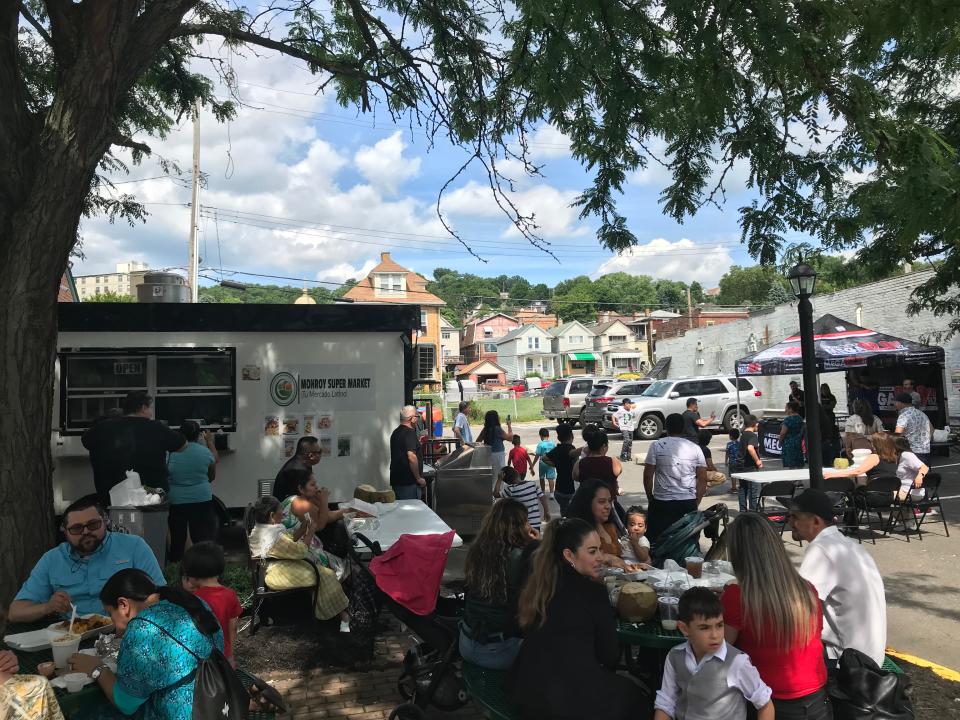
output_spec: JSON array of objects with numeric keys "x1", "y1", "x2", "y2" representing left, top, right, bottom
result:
[
  {"x1": 111, "y1": 135, "x2": 152, "y2": 155},
  {"x1": 19, "y1": 2, "x2": 52, "y2": 45}
]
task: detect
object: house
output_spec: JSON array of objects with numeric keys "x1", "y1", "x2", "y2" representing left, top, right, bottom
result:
[
  {"x1": 461, "y1": 312, "x2": 521, "y2": 364},
  {"x1": 513, "y1": 307, "x2": 560, "y2": 331},
  {"x1": 440, "y1": 316, "x2": 462, "y2": 369},
  {"x1": 586, "y1": 319, "x2": 650, "y2": 374},
  {"x1": 655, "y1": 305, "x2": 750, "y2": 341},
  {"x1": 343, "y1": 252, "x2": 446, "y2": 381},
  {"x1": 549, "y1": 321, "x2": 599, "y2": 376},
  {"x1": 455, "y1": 359, "x2": 507, "y2": 387},
  {"x1": 495, "y1": 324, "x2": 556, "y2": 380},
  {"x1": 58, "y1": 267, "x2": 79, "y2": 302}
]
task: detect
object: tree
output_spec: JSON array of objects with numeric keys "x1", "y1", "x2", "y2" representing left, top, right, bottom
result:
[
  {"x1": 84, "y1": 290, "x2": 134, "y2": 303},
  {"x1": 715, "y1": 266, "x2": 781, "y2": 306},
  {"x1": 688, "y1": 282, "x2": 706, "y2": 305},
  {"x1": 654, "y1": 280, "x2": 688, "y2": 312},
  {"x1": 592, "y1": 272, "x2": 658, "y2": 314},
  {"x1": 765, "y1": 282, "x2": 793, "y2": 306}
]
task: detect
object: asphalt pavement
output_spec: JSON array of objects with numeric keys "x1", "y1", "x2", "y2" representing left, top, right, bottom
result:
[{"x1": 445, "y1": 421, "x2": 960, "y2": 671}]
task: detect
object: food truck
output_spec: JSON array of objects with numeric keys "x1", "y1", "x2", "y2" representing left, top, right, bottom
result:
[{"x1": 52, "y1": 302, "x2": 420, "y2": 512}]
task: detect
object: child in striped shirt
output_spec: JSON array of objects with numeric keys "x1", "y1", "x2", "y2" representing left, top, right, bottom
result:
[{"x1": 493, "y1": 466, "x2": 551, "y2": 532}]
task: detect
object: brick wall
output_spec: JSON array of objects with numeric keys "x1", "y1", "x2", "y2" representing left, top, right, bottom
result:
[{"x1": 655, "y1": 269, "x2": 960, "y2": 419}]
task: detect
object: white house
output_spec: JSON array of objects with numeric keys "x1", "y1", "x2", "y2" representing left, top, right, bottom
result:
[
  {"x1": 549, "y1": 320, "x2": 599, "y2": 376},
  {"x1": 495, "y1": 324, "x2": 556, "y2": 380},
  {"x1": 586, "y1": 319, "x2": 650, "y2": 374},
  {"x1": 439, "y1": 316, "x2": 461, "y2": 368}
]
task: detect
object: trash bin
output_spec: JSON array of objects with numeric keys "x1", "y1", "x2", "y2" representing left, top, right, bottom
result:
[{"x1": 109, "y1": 504, "x2": 169, "y2": 567}]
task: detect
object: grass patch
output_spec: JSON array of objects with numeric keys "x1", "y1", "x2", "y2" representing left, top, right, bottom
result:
[{"x1": 164, "y1": 559, "x2": 252, "y2": 602}]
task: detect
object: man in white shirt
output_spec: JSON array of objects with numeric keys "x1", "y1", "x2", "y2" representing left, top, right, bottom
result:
[
  {"x1": 787, "y1": 489, "x2": 887, "y2": 669},
  {"x1": 644, "y1": 413, "x2": 707, "y2": 543}
]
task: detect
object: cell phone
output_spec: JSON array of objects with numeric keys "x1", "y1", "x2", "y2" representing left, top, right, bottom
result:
[{"x1": 506, "y1": 414, "x2": 512, "y2": 422}]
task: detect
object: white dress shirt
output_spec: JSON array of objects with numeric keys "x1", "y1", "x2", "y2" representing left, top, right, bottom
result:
[
  {"x1": 655, "y1": 640, "x2": 772, "y2": 718},
  {"x1": 799, "y1": 525, "x2": 887, "y2": 665},
  {"x1": 644, "y1": 436, "x2": 705, "y2": 501}
]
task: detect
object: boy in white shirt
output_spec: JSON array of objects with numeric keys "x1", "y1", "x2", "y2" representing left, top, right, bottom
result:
[
  {"x1": 612, "y1": 398, "x2": 638, "y2": 461},
  {"x1": 655, "y1": 588, "x2": 772, "y2": 720}
]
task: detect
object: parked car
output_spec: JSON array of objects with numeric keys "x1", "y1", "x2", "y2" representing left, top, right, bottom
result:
[
  {"x1": 582, "y1": 379, "x2": 654, "y2": 428},
  {"x1": 609, "y1": 375, "x2": 762, "y2": 440},
  {"x1": 542, "y1": 376, "x2": 615, "y2": 426},
  {"x1": 508, "y1": 377, "x2": 546, "y2": 396}
]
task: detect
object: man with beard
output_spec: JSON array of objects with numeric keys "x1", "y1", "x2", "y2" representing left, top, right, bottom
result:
[{"x1": 9, "y1": 497, "x2": 165, "y2": 621}]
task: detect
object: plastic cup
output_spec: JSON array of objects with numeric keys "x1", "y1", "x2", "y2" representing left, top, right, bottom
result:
[
  {"x1": 49, "y1": 632, "x2": 81, "y2": 669},
  {"x1": 653, "y1": 581, "x2": 672, "y2": 599},
  {"x1": 685, "y1": 557, "x2": 704, "y2": 579},
  {"x1": 37, "y1": 662, "x2": 56, "y2": 678},
  {"x1": 63, "y1": 673, "x2": 88, "y2": 693},
  {"x1": 658, "y1": 596, "x2": 680, "y2": 631}
]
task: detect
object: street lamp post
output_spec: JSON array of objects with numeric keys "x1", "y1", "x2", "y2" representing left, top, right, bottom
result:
[{"x1": 787, "y1": 262, "x2": 823, "y2": 490}]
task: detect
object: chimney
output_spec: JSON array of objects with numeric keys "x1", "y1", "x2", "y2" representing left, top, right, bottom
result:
[{"x1": 380, "y1": 252, "x2": 391, "y2": 262}]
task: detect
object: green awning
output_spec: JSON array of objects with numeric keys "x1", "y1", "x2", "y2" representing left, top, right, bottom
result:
[{"x1": 568, "y1": 352, "x2": 599, "y2": 361}]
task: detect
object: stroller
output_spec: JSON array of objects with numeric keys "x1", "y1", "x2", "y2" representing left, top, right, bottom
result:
[
  {"x1": 351, "y1": 532, "x2": 469, "y2": 720},
  {"x1": 650, "y1": 503, "x2": 729, "y2": 568}
]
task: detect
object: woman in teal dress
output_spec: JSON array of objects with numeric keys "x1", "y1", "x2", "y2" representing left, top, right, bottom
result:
[
  {"x1": 779, "y1": 401, "x2": 806, "y2": 468},
  {"x1": 69, "y1": 569, "x2": 223, "y2": 720}
]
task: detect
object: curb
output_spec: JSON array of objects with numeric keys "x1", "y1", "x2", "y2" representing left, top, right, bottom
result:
[{"x1": 886, "y1": 648, "x2": 960, "y2": 683}]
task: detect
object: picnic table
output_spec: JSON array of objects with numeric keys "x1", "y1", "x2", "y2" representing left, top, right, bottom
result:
[
  {"x1": 616, "y1": 618, "x2": 685, "y2": 650},
  {"x1": 352, "y1": 499, "x2": 463, "y2": 553},
  {"x1": 731, "y1": 468, "x2": 810, "y2": 485}
]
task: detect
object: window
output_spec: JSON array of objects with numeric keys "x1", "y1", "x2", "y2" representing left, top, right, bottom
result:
[
  {"x1": 374, "y1": 273, "x2": 405, "y2": 296},
  {"x1": 541, "y1": 359, "x2": 551, "y2": 372},
  {"x1": 416, "y1": 345, "x2": 436, "y2": 379},
  {"x1": 59, "y1": 348, "x2": 237, "y2": 434},
  {"x1": 420, "y1": 311, "x2": 428, "y2": 332},
  {"x1": 483, "y1": 342, "x2": 497, "y2": 353},
  {"x1": 609, "y1": 335, "x2": 627, "y2": 344},
  {"x1": 441, "y1": 331, "x2": 451, "y2": 340},
  {"x1": 699, "y1": 379, "x2": 726, "y2": 395},
  {"x1": 673, "y1": 381, "x2": 701, "y2": 396},
  {"x1": 483, "y1": 328, "x2": 494, "y2": 338},
  {"x1": 526, "y1": 358, "x2": 534, "y2": 371},
  {"x1": 527, "y1": 336, "x2": 540, "y2": 350},
  {"x1": 705, "y1": 320, "x2": 716, "y2": 327},
  {"x1": 569, "y1": 335, "x2": 583, "y2": 344},
  {"x1": 570, "y1": 379, "x2": 592, "y2": 394},
  {"x1": 612, "y1": 358, "x2": 633, "y2": 370},
  {"x1": 727, "y1": 377, "x2": 755, "y2": 391}
]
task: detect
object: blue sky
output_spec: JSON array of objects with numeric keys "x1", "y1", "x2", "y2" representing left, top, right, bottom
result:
[{"x1": 75, "y1": 46, "x2": 813, "y2": 291}]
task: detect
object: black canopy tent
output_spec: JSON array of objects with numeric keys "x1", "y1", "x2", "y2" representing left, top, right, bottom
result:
[{"x1": 734, "y1": 314, "x2": 947, "y2": 450}]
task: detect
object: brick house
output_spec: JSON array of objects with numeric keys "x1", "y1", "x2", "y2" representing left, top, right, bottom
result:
[
  {"x1": 461, "y1": 312, "x2": 521, "y2": 364},
  {"x1": 654, "y1": 305, "x2": 750, "y2": 341},
  {"x1": 344, "y1": 252, "x2": 446, "y2": 381}
]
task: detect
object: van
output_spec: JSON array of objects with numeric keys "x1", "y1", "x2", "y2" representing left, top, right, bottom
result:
[{"x1": 542, "y1": 376, "x2": 615, "y2": 426}]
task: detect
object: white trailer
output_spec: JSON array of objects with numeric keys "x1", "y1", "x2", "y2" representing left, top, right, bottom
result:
[{"x1": 52, "y1": 303, "x2": 419, "y2": 512}]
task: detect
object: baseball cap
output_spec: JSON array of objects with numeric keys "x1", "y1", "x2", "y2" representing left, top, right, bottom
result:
[
  {"x1": 785, "y1": 489, "x2": 835, "y2": 523},
  {"x1": 894, "y1": 392, "x2": 913, "y2": 404}
]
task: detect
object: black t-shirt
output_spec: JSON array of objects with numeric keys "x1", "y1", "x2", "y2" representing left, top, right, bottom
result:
[
  {"x1": 681, "y1": 410, "x2": 701, "y2": 441},
  {"x1": 273, "y1": 455, "x2": 312, "y2": 501},
  {"x1": 738, "y1": 430, "x2": 761, "y2": 469},
  {"x1": 390, "y1": 425, "x2": 421, "y2": 487},
  {"x1": 81, "y1": 416, "x2": 185, "y2": 499},
  {"x1": 545, "y1": 443, "x2": 577, "y2": 494},
  {"x1": 701, "y1": 445, "x2": 713, "y2": 461}
]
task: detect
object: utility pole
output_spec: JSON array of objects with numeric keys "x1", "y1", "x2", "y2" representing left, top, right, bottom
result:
[
  {"x1": 687, "y1": 287, "x2": 693, "y2": 329},
  {"x1": 187, "y1": 99, "x2": 201, "y2": 303}
]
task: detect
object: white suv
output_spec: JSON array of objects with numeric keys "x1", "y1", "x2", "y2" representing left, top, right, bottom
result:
[{"x1": 626, "y1": 376, "x2": 761, "y2": 440}]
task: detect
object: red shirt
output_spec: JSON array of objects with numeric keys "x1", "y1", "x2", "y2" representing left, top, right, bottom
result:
[
  {"x1": 194, "y1": 585, "x2": 242, "y2": 659},
  {"x1": 721, "y1": 583, "x2": 827, "y2": 699},
  {"x1": 509, "y1": 446, "x2": 530, "y2": 475}
]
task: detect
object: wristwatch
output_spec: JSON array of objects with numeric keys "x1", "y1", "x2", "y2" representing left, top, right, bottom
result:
[{"x1": 90, "y1": 664, "x2": 110, "y2": 680}]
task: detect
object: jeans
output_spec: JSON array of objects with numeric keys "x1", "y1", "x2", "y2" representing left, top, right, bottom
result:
[
  {"x1": 555, "y1": 491, "x2": 574, "y2": 516},
  {"x1": 458, "y1": 629, "x2": 522, "y2": 670},
  {"x1": 738, "y1": 480, "x2": 761, "y2": 513},
  {"x1": 620, "y1": 433, "x2": 633, "y2": 460},
  {"x1": 772, "y1": 687, "x2": 833, "y2": 720},
  {"x1": 392, "y1": 484, "x2": 422, "y2": 501},
  {"x1": 167, "y1": 500, "x2": 217, "y2": 562}
]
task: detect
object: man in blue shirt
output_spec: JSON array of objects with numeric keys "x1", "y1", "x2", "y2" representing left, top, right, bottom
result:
[{"x1": 9, "y1": 497, "x2": 165, "y2": 621}]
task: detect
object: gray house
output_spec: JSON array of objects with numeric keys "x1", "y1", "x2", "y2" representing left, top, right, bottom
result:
[{"x1": 495, "y1": 324, "x2": 556, "y2": 380}]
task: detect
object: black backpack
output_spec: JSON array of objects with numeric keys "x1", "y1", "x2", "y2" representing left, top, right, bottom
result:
[
  {"x1": 137, "y1": 617, "x2": 249, "y2": 720},
  {"x1": 829, "y1": 648, "x2": 914, "y2": 720}
]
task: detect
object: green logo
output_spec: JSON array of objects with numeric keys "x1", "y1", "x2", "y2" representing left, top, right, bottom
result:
[{"x1": 270, "y1": 372, "x2": 298, "y2": 407}]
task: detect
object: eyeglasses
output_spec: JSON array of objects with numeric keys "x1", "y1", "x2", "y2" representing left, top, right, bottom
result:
[{"x1": 64, "y1": 519, "x2": 104, "y2": 536}]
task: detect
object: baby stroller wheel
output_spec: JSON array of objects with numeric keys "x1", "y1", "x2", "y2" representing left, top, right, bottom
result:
[
  {"x1": 388, "y1": 703, "x2": 426, "y2": 720},
  {"x1": 397, "y1": 672, "x2": 415, "y2": 701}
]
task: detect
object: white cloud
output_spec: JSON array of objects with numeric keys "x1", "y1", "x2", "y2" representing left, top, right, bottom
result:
[
  {"x1": 528, "y1": 124, "x2": 571, "y2": 159},
  {"x1": 592, "y1": 238, "x2": 735, "y2": 286},
  {"x1": 316, "y1": 259, "x2": 378, "y2": 283},
  {"x1": 354, "y1": 132, "x2": 422, "y2": 194}
]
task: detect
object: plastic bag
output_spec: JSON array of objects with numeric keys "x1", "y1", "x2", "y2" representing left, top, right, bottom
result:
[{"x1": 109, "y1": 471, "x2": 163, "y2": 508}]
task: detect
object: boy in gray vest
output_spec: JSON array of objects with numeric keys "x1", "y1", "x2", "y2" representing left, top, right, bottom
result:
[{"x1": 654, "y1": 588, "x2": 773, "y2": 720}]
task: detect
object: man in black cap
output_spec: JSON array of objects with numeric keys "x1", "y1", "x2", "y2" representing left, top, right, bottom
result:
[
  {"x1": 894, "y1": 391, "x2": 931, "y2": 465},
  {"x1": 786, "y1": 489, "x2": 887, "y2": 670}
]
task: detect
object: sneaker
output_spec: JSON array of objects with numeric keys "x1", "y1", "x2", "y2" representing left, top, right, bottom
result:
[{"x1": 339, "y1": 620, "x2": 351, "y2": 633}]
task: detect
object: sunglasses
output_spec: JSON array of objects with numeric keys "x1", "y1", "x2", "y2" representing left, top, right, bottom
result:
[{"x1": 64, "y1": 519, "x2": 104, "y2": 536}]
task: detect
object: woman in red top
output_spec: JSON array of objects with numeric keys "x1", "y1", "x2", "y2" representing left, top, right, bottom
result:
[{"x1": 721, "y1": 513, "x2": 832, "y2": 720}]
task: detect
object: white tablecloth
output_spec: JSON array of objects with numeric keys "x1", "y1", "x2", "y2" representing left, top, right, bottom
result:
[
  {"x1": 357, "y1": 500, "x2": 463, "y2": 551},
  {"x1": 730, "y1": 468, "x2": 810, "y2": 485}
]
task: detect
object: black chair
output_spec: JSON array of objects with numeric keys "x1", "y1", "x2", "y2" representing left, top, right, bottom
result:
[
  {"x1": 243, "y1": 503, "x2": 320, "y2": 635},
  {"x1": 822, "y1": 476, "x2": 857, "y2": 539},
  {"x1": 758, "y1": 480, "x2": 800, "y2": 536},
  {"x1": 854, "y1": 475, "x2": 909, "y2": 543},
  {"x1": 906, "y1": 472, "x2": 949, "y2": 539}
]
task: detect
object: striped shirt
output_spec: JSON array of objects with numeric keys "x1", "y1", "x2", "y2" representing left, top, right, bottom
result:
[{"x1": 501, "y1": 481, "x2": 544, "y2": 530}]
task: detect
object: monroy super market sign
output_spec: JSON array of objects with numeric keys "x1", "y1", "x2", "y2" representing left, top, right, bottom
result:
[{"x1": 269, "y1": 364, "x2": 376, "y2": 411}]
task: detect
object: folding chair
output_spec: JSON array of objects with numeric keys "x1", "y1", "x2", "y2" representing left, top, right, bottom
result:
[
  {"x1": 822, "y1": 477, "x2": 857, "y2": 539},
  {"x1": 854, "y1": 475, "x2": 909, "y2": 543},
  {"x1": 758, "y1": 480, "x2": 800, "y2": 536},
  {"x1": 907, "y1": 472, "x2": 949, "y2": 539}
]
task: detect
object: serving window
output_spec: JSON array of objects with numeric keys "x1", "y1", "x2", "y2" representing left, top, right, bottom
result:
[{"x1": 59, "y1": 347, "x2": 237, "y2": 434}]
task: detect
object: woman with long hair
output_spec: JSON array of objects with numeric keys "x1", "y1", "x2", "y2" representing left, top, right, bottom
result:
[
  {"x1": 67, "y1": 568, "x2": 223, "y2": 720},
  {"x1": 824, "y1": 432, "x2": 896, "y2": 485},
  {"x1": 477, "y1": 410, "x2": 512, "y2": 487},
  {"x1": 721, "y1": 514, "x2": 831, "y2": 720},
  {"x1": 565, "y1": 481, "x2": 636, "y2": 570},
  {"x1": 512, "y1": 519, "x2": 647, "y2": 719},
  {"x1": 779, "y1": 401, "x2": 805, "y2": 468},
  {"x1": 843, "y1": 399, "x2": 884, "y2": 455},
  {"x1": 459, "y1": 499, "x2": 537, "y2": 669}
]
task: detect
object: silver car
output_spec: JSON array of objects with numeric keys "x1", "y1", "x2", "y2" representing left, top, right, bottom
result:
[
  {"x1": 542, "y1": 376, "x2": 616, "y2": 427},
  {"x1": 582, "y1": 380, "x2": 654, "y2": 428},
  {"x1": 609, "y1": 375, "x2": 761, "y2": 440}
]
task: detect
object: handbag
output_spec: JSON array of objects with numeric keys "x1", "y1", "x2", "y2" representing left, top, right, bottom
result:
[{"x1": 829, "y1": 648, "x2": 914, "y2": 720}]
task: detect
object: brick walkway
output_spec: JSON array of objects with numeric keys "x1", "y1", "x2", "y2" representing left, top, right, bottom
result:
[{"x1": 263, "y1": 623, "x2": 485, "y2": 719}]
